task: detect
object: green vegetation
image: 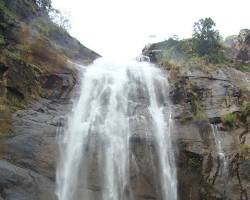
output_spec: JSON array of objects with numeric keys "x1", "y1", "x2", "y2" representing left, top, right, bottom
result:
[
  {"x1": 31, "y1": 17, "x2": 50, "y2": 36},
  {"x1": 241, "y1": 101, "x2": 250, "y2": 126},
  {"x1": 221, "y1": 101, "x2": 250, "y2": 129},
  {"x1": 221, "y1": 113, "x2": 238, "y2": 128},
  {"x1": 0, "y1": 111, "x2": 13, "y2": 136},
  {"x1": 0, "y1": 35, "x2": 5, "y2": 45},
  {"x1": 192, "y1": 18, "x2": 223, "y2": 63},
  {"x1": 242, "y1": 101, "x2": 250, "y2": 116},
  {"x1": 155, "y1": 18, "x2": 250, "y2": 74},
  {"x1": 156, "y1": 17, "x2": 226, "y2": 66},
  {"x1": 185, "y1": 82, "x2": 209, "y2": 121},
  {"x1": 192, "y1": 101, "x2": 208, "y2": 121},
  {"x1": 35, "y1": 0, "x2": 52, "y2": 13},
  {"x1": 237, "y1": 64, "x2": 250, "y2": 73},
  {"x1": 0, "y1": 0, "x2": 17, "y2": 21},
  {"x1": 239, "y1": 143, "x2": 250, "y2": 159}
]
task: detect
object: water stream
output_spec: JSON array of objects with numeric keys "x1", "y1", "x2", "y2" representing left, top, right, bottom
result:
[
  {"x1": 56, "y1": 58, "x2": 177, "y2": 200},
  {"x1": 211, "y1": 124, "x2": 229, "y2": 198}
]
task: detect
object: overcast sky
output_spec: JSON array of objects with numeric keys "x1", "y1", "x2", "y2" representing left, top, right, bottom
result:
[{"x1": 52, "y1": 0, "x2": 250, "y2": 58}]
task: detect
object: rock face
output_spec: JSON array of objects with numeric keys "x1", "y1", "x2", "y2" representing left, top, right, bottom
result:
[
  {"x1": 237, "y1": 29, "x2": 250, "y2": 62},
  {"x1": 0, "y1": 96, "x2": 74, "y2": 200},
  {"x1": 0, "y1": 77, "x2": 77, "y2": 199},
  {"x1": 0, "y1": 0, "x2": 100, "y2": 199},
  {"x1": 144, "y1": 37, "x2": 250, "y2": 199},
  {"x1": 1, "y1": 1, "x2": 250, "y2": 200},
  {"x1": 0, "y1": 160, "x2": 55, "y2": 200},
  {"x1": 224, "y1": 29, "x2": 250, "y2": 63}
]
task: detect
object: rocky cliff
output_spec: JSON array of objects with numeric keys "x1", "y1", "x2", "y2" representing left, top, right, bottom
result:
[
  {"x1": 1, "y1": 1, "x2": 250, "y2": 199},
  {"x1": 143, "y1": 30, "x2": 250, "y2": 200},
  {"x1": 0, "y1": 0, "x2": 99, "y2": 199}
]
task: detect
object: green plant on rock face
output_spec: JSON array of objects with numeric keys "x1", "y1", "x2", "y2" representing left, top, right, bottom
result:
[
  {"x1": 31, "y1": 17, "x2": 50, "y2": 36},
  {"x1": 241, "y1": 101, "x2": 250, "y2": 126},
  {"x1": 188, "y1": 55, "x2": 206, "y2": 64},
  {"x1": 0, "y1": 35, "x2": 5, "y2": 45},
  {"x1": 237, "y1": 65, "x2": 250, "y2": 73},
  {"x1": 0, "y1": 0, "x2": 17, "y2": 21},
  {"x1": 3, "y1": 49, "x2": 22, "y2": 61},
  {"x1": 192, "y1": 101, "x2": 208, "y2": 121},
  {"x1": 242, "y1": 101, "x2": 250, "y2": 116},
  {"x1": 239, "y1": 143, "x2": 250, "y2": 159},
  {"x1": 8, "y1": 95, "x2": 25, "y2": 109},
  {"x1": 221, "y1": 113, "x2": 237, "y2": 128}
]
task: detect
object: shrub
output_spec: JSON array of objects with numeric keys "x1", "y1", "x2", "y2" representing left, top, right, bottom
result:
[
  {"x1": 221, "y1": 113, "x2": 237, "y2": 128},
  {"x1": 241, "y1": 101, "x2": 250, "y2": 126},
  {"x1": 192, "y1": 101, "x2": 208, "y2": 121},
  {"x1": 239, "y1": 143, "x2": 250, "y2": 159},
  {"x1": 237, "y1": 65, "x2": 250, "y2": 73}
]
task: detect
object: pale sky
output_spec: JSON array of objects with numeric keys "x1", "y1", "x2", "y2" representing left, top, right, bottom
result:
[{"x1": 52, "y1": 0, "x2": 250, "y2": 58}]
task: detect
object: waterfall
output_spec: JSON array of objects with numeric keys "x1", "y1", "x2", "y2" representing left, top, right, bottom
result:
[
  {"x1": 211, "y1": 124, "x2": 229, "y2": 198},
  {"x1": 56, "y1": 58, "x2": 177, "y2": 200}
]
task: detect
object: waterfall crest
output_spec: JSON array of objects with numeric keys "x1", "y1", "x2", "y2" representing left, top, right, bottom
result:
[{"x1": 56, "y1": 58, "x2": 177, "y2": 200}]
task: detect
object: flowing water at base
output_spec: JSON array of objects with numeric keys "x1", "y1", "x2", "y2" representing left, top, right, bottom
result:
[{"x1": 56, "y1": 58, "x2": 177, "y2": 200}]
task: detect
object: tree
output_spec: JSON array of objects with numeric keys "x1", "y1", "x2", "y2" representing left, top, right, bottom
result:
[
  {"x1": 49, "y1": 9, "x2": 71, "y2": 31},
  {"x1": 192, "y1": 18, "x2": 221, "y2": 58},
  {"x1": 35, "y1": 0, "x2": 52, "y2": 13}
]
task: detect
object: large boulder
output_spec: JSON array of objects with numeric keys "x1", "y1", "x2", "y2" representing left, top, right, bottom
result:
[
  {"x1": 224, "y1": 29, "x2": 250, "y2": 63},
  {"x1": 237, "y1": 29, "x2": 250, "y2": 62}
]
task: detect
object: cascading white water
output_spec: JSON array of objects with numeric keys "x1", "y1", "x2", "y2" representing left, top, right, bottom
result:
[
  {"x1": 56, "y1": 58, "x2": 177, "y2": 200},
  {"x1": 211, "y1": 124, "x2": 228, "y2": 197},
  {"x1": 211, "y1": 125, "x2": 228, "y2": 177}
]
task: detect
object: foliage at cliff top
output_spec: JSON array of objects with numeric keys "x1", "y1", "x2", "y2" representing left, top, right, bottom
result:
[
  {"x1": 35, "y1": 0, "x2": 70, "y2": 31},
  {"x1": 35, "y1": 0, "x2": 52, "y2": 12},
  {"x1": 148, "y1": 17, "x2": 250, "y2": 72},
  {"x1": 192, "y1": 18, "x2": 223, "y2": 63}
]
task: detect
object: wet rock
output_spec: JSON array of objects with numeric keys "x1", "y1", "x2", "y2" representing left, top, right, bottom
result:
[
  {"x1": 0, "y1": 160, "x2": 56, "y2": 200},
  {"x1": 130, "y1": 136, "x2": 161, "y2": 200},
  {"x1": 2, "y1": 98, "x2": 73, "y2": 180}
]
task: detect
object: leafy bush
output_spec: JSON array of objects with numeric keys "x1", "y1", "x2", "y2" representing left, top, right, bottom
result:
[
  {"x1": 239, "y1": 144, "x2": 250, "y2": 159},
  {"x1": 192, "y1": 102, "x2": 208, "y2": 121},
  {"x1": 238, "y1": 65, "x2": 250, "y2": 73},
  {"x1": 241, "y1": 101, "x2": 250, "y2": 126},
  {"x1": 242, "y1": 101, "x2": 250, "y2": 116},
  {"x1": 221, "y1": 113, "x2": 237, "y2": 128},
  {"x1": 31, "y1": 17, "x2": 50, "y2": 36}
]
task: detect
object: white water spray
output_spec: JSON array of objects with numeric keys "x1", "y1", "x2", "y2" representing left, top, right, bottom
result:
[
  {"x1": 56, "y1": 58, "x2": 177, "y2": 200},
  {"x1": 211, "y1": 125, "x2": 228, "y2": 176},
  {"x1": 211, "y1": 124, "x2": 229, "y2": 198}
]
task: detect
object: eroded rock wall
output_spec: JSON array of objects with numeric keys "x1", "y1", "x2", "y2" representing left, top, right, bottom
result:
[{"x1": 0, "y1": 0, "x2": 100, "y2": 199}]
